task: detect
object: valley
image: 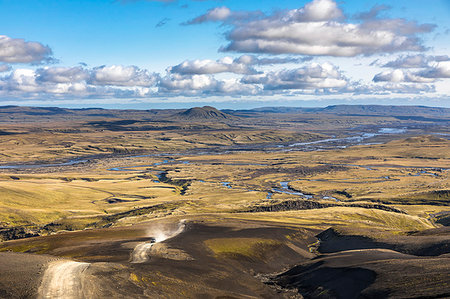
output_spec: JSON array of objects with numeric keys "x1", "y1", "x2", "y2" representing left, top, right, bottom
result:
[{"x1": 0, "y1": 105, "x2": 449, "y2": 298}]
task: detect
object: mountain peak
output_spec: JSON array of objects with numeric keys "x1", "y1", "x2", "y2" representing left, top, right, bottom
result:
[{"x1": 177, "y1": 106, "x2": 236, "y2": 121}]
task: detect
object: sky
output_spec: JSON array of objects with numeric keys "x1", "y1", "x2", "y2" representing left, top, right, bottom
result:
[{"x1": 0, "y1": 0, "x2": 449, "y2": 109}]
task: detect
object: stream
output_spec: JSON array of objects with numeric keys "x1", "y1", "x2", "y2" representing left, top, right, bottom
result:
[
  {"x1": 0, "y1": 127, "x2": 413, "y2": 170},
  {"x1": 0, "y1": 127, "x2": 442, "y2": 204}
]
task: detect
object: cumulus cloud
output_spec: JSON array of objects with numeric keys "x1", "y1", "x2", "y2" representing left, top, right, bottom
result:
[
  {"x1": 235, "y1": 55, "x2": 312, "y2": 65},
  {"x1": 0, "y1": 35, "x2": 54, "y2": 64},
  {"x1": 0, "y1": 68, "x2": 92, "y2": 96},
  {"x1": 1, "y1": 69, "x2": 40, "y2": 93},
  {"x1": 158, "y1": 73, "x2": 260, "y2": 96},
  {"x1": 90, "y1": 65, "x2": 158, "y2": 86},
  {"x1": 376, "y1": 83, "x2": 435, "y2": 94},
  {"x1": 382, "y1": 54, "x2": 430, "y2": 68},
  {"x1": 0, "y1": 65, "x2": 157, "y2": 99},
  {"x1": 241, "y1": 62, "x2": 349, "y2": 90},
  {"x1": 186, "y1": 0, "x2": 436, "y2": 56},
  {"x1": 36, "y1": 66, "x2": 89, "y2": 83},
  {"x1": 286, "y1": 0, "x2": 343, "y2": 22},
  {"x1": 159, "y1": 74, "x2": 217, "y2": 92},
  {"x1": 374, "y1": 60, "x2": 450, "y2": 83},
  {"x1": 373, "y1": 69, "x2": 435, "y2": 83},
  {"x1": 380, "y1": 54, "x2": 450, "y2": 68},
  {"x1": 168, "y1": 55, "x2": 311, "y2": 75},
  {"x1": 168, "y1": 56, "x2": 256, "y2": 75},
  {"x1": 343, "y1": 81, "x2": 435, "y2": 95},
  {"x1": 0, "y1": 60, "x2": 441, "y2": 100},
  {"x1": 418, "y1": 61, "x2": 450, "y2": 79}
]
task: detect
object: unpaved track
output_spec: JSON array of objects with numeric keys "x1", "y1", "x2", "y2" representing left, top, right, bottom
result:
[
  {"x1": 131, "y1": 220, "x2": 186, "y2": 263},
  {"x1": 38, "y1": 261, "x2": 90, "y2": 299},
  {"x1": 131, "y1": 242, "x2": 155, "y2": 263}
]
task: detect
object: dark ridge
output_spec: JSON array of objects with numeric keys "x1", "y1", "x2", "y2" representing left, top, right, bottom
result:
[
  {"x1": 85, "y1": 113, "x2": 117, "y2": 117},
  {"x1": 393, "y1": 115, "x2": 450, "y2": 122},
  {"x1": 0, "y1": 130, "x2": 18, "y2": 136},
  {"x1": 157, "y1": 171, "x2": 191, "y2": 195},
  {"x1": 317, "y1": 227, "x2": 450, "y2": 256},
  {"x1": 0, "y1": 227, "x2": 39, "y2": 241},
  {"x1": 0, "y1": 106, "x2": 73, "y2": 115},
  {"x1": 271, "y1": 262, "x2": 377, "y2": 299},
  {"x1": 435, "y1": 212, "x2": 450, "y2": 226},
  {"x1": 242, "y1": 200, "x2": 405, "y2": 214},
  {"x1": 100, "y1": 202, "x2": 181, "y2": 224}
]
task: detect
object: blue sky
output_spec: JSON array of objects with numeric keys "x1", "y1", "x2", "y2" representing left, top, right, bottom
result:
[{"x1": 0, "y1": 0, "x2": 449, "y2": 108}]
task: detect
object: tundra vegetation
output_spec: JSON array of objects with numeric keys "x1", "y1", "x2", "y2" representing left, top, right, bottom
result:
[{"x1": 0, "y1": 105, "x2": 449, "y2": 298}]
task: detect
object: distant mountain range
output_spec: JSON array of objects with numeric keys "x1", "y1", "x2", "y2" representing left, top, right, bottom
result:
[
  {"x1": 231, "y1": 105, "x2": 450, "y2": 117},
  {"x1": 0, "y1": 104, "x2": 448, "y2": 122}
]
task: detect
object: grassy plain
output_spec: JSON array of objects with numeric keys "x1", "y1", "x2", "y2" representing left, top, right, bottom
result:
[
  {"x1": 0, "y1": 106, "x2": 449, "y2": 298},
  {"x1": 0, "y1": 132, "x2": 447, "y2": 237}
]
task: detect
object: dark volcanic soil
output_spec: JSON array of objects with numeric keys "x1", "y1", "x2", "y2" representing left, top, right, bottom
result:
[
  {"x1": 0, "y1": 218, "x2": 317, "y2": 298},
  {"x1": 1, "y1": 219, "x2": 449, "y2": 298},
  {"x1": 269, "y1": 227, "x2": 450, "y2": 299},
  {"x1": 0, "y1": 252, "x2": 59, "y2": 298}
]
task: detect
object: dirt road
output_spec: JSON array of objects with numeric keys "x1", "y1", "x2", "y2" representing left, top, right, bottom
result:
[{"x1": 38, "y1": 261, "x2": 90, "y2": 299}]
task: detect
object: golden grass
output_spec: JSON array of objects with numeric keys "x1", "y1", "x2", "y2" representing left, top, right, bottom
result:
[
  {"x1": 225, "y1": 207, "x2": 434, "y2": 233},
  {"x1": 0, "y1": 173, "x2": 181, "y2": 227},
  {"x1": 0, "y1": 134, "x2": 448, "y2": 235}
]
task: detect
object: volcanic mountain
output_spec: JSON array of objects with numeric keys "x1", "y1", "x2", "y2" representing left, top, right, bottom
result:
[{"x1": 176, "y1": 106, "x2": 237, "y2": 121}]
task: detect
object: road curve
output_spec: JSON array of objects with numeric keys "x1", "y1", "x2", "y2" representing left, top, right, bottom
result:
[
  {"x1": 130, "y1": 220, "x2": 186, "y2": 264},
  {"x1": 38, "y1": 260, "x2": 90, "y2": 299},
  {"x1": 131, "y1": 242, "x2": 155, "y2": 263}
]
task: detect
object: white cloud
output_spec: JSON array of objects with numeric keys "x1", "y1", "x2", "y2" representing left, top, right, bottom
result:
[
  {"x1": 0, "y1": 65, "x2": 156, "y2": 99},
  {"x1": 0, "y1": 35, "x2": 53, "y2": 64},
  {"x1": 373, "y1": 69, "x2": 435, "y2": 83},
  {"x1": 382, "y1": 54, "x2": 430, "y2": 68},
  {"x1": 186, "y1": 6, "x2": 231, "y2": 24},
  {"x1": 168, "y1": 56, "x2": 256, "y2": 75},
  {"x1": 417, "y1": 61, "x2": 450, "y2": 79},
  {"x1": 36, "y1": 66, "x2": 89, "y2": 83},
  {"x1": 241, "y1": 62, "x2": 349, "y2": 90},
  {"x1": 288, "y1": 0, "x2": 343, "y2": 22},
  {"x1": 90, "y1": 65, "x2": 158, "y2": 86},
  {"x1": 159, "y1": 74, "x2": 217, "y2": 93},
  {"x1": 158, "y1": 73, "x2": 261, "y2": 96},
  {"x1": 346, "y1": 81, "x2": 435, "y2": 95},
  {"x1": 0, "y1": 60, "x2": 442, "y2": 100},
  {"x1": 189, "y1": 0, "x2": 436, "y2": 56},
  {"x1": 1, "y1": 69, "x2": 40, "y2": 93},
  {"x1": 376, "y1": 83, "x2": 435, "y2": 94},
  {"x1": 168, "y1": 55, "x2": 312, "y2": 75},
  {"x1": 374, "y1": 61, "x2": 450, "y2": 83}
]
